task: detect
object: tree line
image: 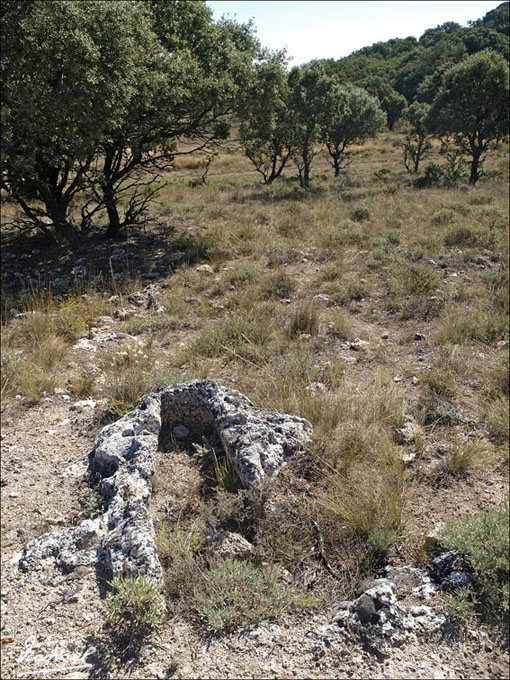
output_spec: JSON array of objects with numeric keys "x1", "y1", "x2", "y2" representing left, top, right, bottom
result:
[{"x1": 1, "y1": 0, "x2": 508, "y2": 245}]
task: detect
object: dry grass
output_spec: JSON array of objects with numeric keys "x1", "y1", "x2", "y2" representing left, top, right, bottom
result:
[{"x1": 2, "y1": 128, "x2": 508, "y2": 633}]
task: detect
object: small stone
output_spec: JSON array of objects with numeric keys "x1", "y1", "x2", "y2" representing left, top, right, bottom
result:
[
  {"x1": 173, "y1": 425, "x2": 190, "y2": 439},
  {"x1": 423, "y1": 523, "x2": 446, "y2": 552},
  {"x1": 8, "y1": 492, "x2": 19, "y2": 498},
  {"x1": 305, "y1": 382, "x2": 326, "y2": 394},
  {"x1": 411, "y1": 376, "x2": 420, "y2": 385},
  {"x1": 208, "y1": 530, "x2": 254, "y2": 560},
  {"x1": 313, "y1": 294, "x2": 331, "y2": 305},
  {"x1": 381, "y1": 331, "x2": 389, "y2": 339},
  {"x1": 393, "y1": 376, "x2": 401, "y2": 382},
  {"x1": 395, "y1": 421, "x2": 421, "y2": 445},
  {"x1": 349, "y1": 338, "x2": 370, "y2": 351},
  {"x1": 196, "y1": 264, "x2": 214, "y2": 274},
  {"x1": 355, "y1": 594, "x2": 378, "y2": 625},
  {"x1": 70, "y1": 400, "x2": 97, "y2": 411},
  {"x1": 113, "y1": 308, "x2": 135, "y2": 320}
]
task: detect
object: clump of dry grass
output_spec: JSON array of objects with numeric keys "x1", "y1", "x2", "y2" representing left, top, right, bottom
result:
[
  {"x1": 316, "y1": 459, "x2": 405, "y2": 553},
  {"x1": 288, "y1": 306, "x2": 319, "y2": 338},
  {"x1": 442, "y1": 436, "x2": 490, "y2": 477},
  {"x1": 101, "y1": 343, "x2": 157, "y2": 415}
]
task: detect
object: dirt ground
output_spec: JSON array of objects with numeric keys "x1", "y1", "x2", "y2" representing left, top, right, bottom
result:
[{"x1": 1, "y1": 308, "x2": 508, "y2": 679}]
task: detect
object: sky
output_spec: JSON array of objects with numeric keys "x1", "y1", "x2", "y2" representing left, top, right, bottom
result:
[{"x1": 206, "y1": 1, "x2": 504, "y2": 65}]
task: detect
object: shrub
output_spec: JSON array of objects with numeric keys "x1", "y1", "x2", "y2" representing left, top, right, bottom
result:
[
  {"x1": 438, "y1": 501, "x2": 509, "y2": 628},
  {"x1": 331, "y1": 282, "x2": 369, "y2": 308},
  {"x1": 414, "y1": 163, "x2": 444, "y2": 188},
  {"x1": 106, "y1": 573, "x2": 164, "y2": 631},
  {"x1": 430, "y1": 208, "x2": 456, "y2": 225},
  {"x1": 260, "y1": 271, "x2": 295, "y2": 299},
  {"x1": 421, "y1": 367, "x2": 458, "y2": 400},
  {"x1": 437, "y1": 307, "x2": 507, "y2": 345},
  {"x1": 444, "y1": 224, "x2": 493, "y2": 249},
  {"x1": 1, "y1": 348, "x2": 22, "y2": 402},
  {"x1": 442, "y1": 587, "x2": 478, "y2": 627},
  {"x1": 168, "y1": 232, "x2": 218, "y2": 265},
  {"x1": 186, "y1": 318, "x2": 272, "y2": 363},
  {"x1": 351, "y1": 206, "x2": 370, "y2": 222},
  {"x1": 316, "y1": 458, "x2": 404, "y2": 546},
  {"x1": 192, "y1": 559, "x2": 291, "y2": 632},
  {"x1": 70, "y1": 370, "x2": 96, "y2": 397},
  {"x1": 388, "y1": 262, "x2": 440, "y2": 298}
]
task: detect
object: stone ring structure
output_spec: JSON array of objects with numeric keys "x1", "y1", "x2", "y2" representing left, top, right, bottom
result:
[{"x1": 19, "y1": 380, "x2": 312, "y2": 583}]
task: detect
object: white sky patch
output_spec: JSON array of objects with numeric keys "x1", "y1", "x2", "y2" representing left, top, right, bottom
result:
[{"x1": 207, "y1": 1, "x2": 503, "y2": 66}]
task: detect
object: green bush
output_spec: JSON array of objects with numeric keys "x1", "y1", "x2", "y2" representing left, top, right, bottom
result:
[
  {"x1": 106, "y1": 573, "x2": 164, "y2": 630},
  {"x1": 351, "y1": 206, "x2": 370, "y2": 222},
  {"x1": 193, "y1": 559, "x2": 291, "y2": 632},
  {"x1": 444, "y1": 224, "x2": 494, "y2": 249},
  {"x1": 438, "y1": 501, "x2": 509, "y2": 628},
  {"x1": 388, "y1": 262, "x2": 441, "y2": 297},
  {"x1": 187, "y1": 318, "x2": 272, "y2": 361},
  {"x1": 260, "y1": 271, "x2": 295, "y2": 299}
]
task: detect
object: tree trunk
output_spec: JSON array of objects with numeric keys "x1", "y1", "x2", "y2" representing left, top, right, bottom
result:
[
  {"x1": 469, "y1": 147, "x2": 482, "y2": 185},
  {"x1": 302, "y1": 153, "x2": 311, "y2": 190},
  {"x1": 44, "y1": 196, "x2": 78, "y2": 245},
  {"x1": 103, "y1": 188, "x2": 122, "y2": 239}
]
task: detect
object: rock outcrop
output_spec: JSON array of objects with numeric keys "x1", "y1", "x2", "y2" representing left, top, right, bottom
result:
[
  {"x1": 19, "y1": 380, "x2": 311, "y2": 583},
  {"x1": 308, "y1": 579, "x2": 445, "y2": 660}
]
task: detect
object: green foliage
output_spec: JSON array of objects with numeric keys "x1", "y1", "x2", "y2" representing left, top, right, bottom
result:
[
  {"x1": 403, "y1": 102, "x2": 432, "y2": 173},
  {"x1": 239, "y1": 51, "x2": 294, "y2": 183},
  {"x1": 101, "y1": 344, "x2": 156, "y2": 416},
  {"x1": 442, "y1": 588, "x2": 478, "y2": 626},
  {"x1": 1, "y1": 0, "x2": 258, "y2": 241},
  {"x1": 289, "y1": 306, "x2": 319, "y2": 337},
  {"x1": 1, "y1": 0, "x2": 162, "y2": 240},
  {"x1": 421, "y1": 367, "x2": 458, "y2": 400},
  {"x1": 288, "y1": 62, "x2": 335, "y2": 188},
  {"x1": 260, "y1": 271, "x2": 295, "y2": 299},
  {"x1": 193, "y1": 559, "x2": 291, "y2": 632},
  {"x1": 388, "y1": 262, "x2": 441, "y2": 297},
  {"x1": 438, "y1": 501, "x2": 509, "y2": 627},
  {"x1": 106, "y1": 573, "x2": 164, "y2": 630},
  {"x1": 444, "y1": 224, "x2": 493, "y2": 248},
  {"x1": 187, "y1": 318, "x2": 272, "y2": 361},
  {"x1": 381, "y1": 89, "x2": 407, "y2": 130},
  {"x1": 443, "y1": 438, "x2": 488, "y2": 476},
  {"x1": 428, "y1": 50, "x2": 509, "y2": 185},
  {"x1": 321, "y1": 84, "x2": 386, "y2": 176}
]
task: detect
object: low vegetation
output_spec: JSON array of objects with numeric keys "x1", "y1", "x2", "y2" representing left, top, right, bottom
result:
[
  {"x1": 438, "y1": 501, "x2": 509, "y2": 629},
  {"x1": 1, "y1": 0, "x2": 508, "y2": 652}
]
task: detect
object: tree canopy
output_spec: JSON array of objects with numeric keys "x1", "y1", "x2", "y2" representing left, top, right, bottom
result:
[
  {"x1": 321, "y1": 84, "x2": 386, "y2": 176},
  {"x1": 427, "y1": 49, "x2": 509, "y2": 184},
  {"x1": 1, "y1": 0, "x2": 258, "y2": 241}
]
